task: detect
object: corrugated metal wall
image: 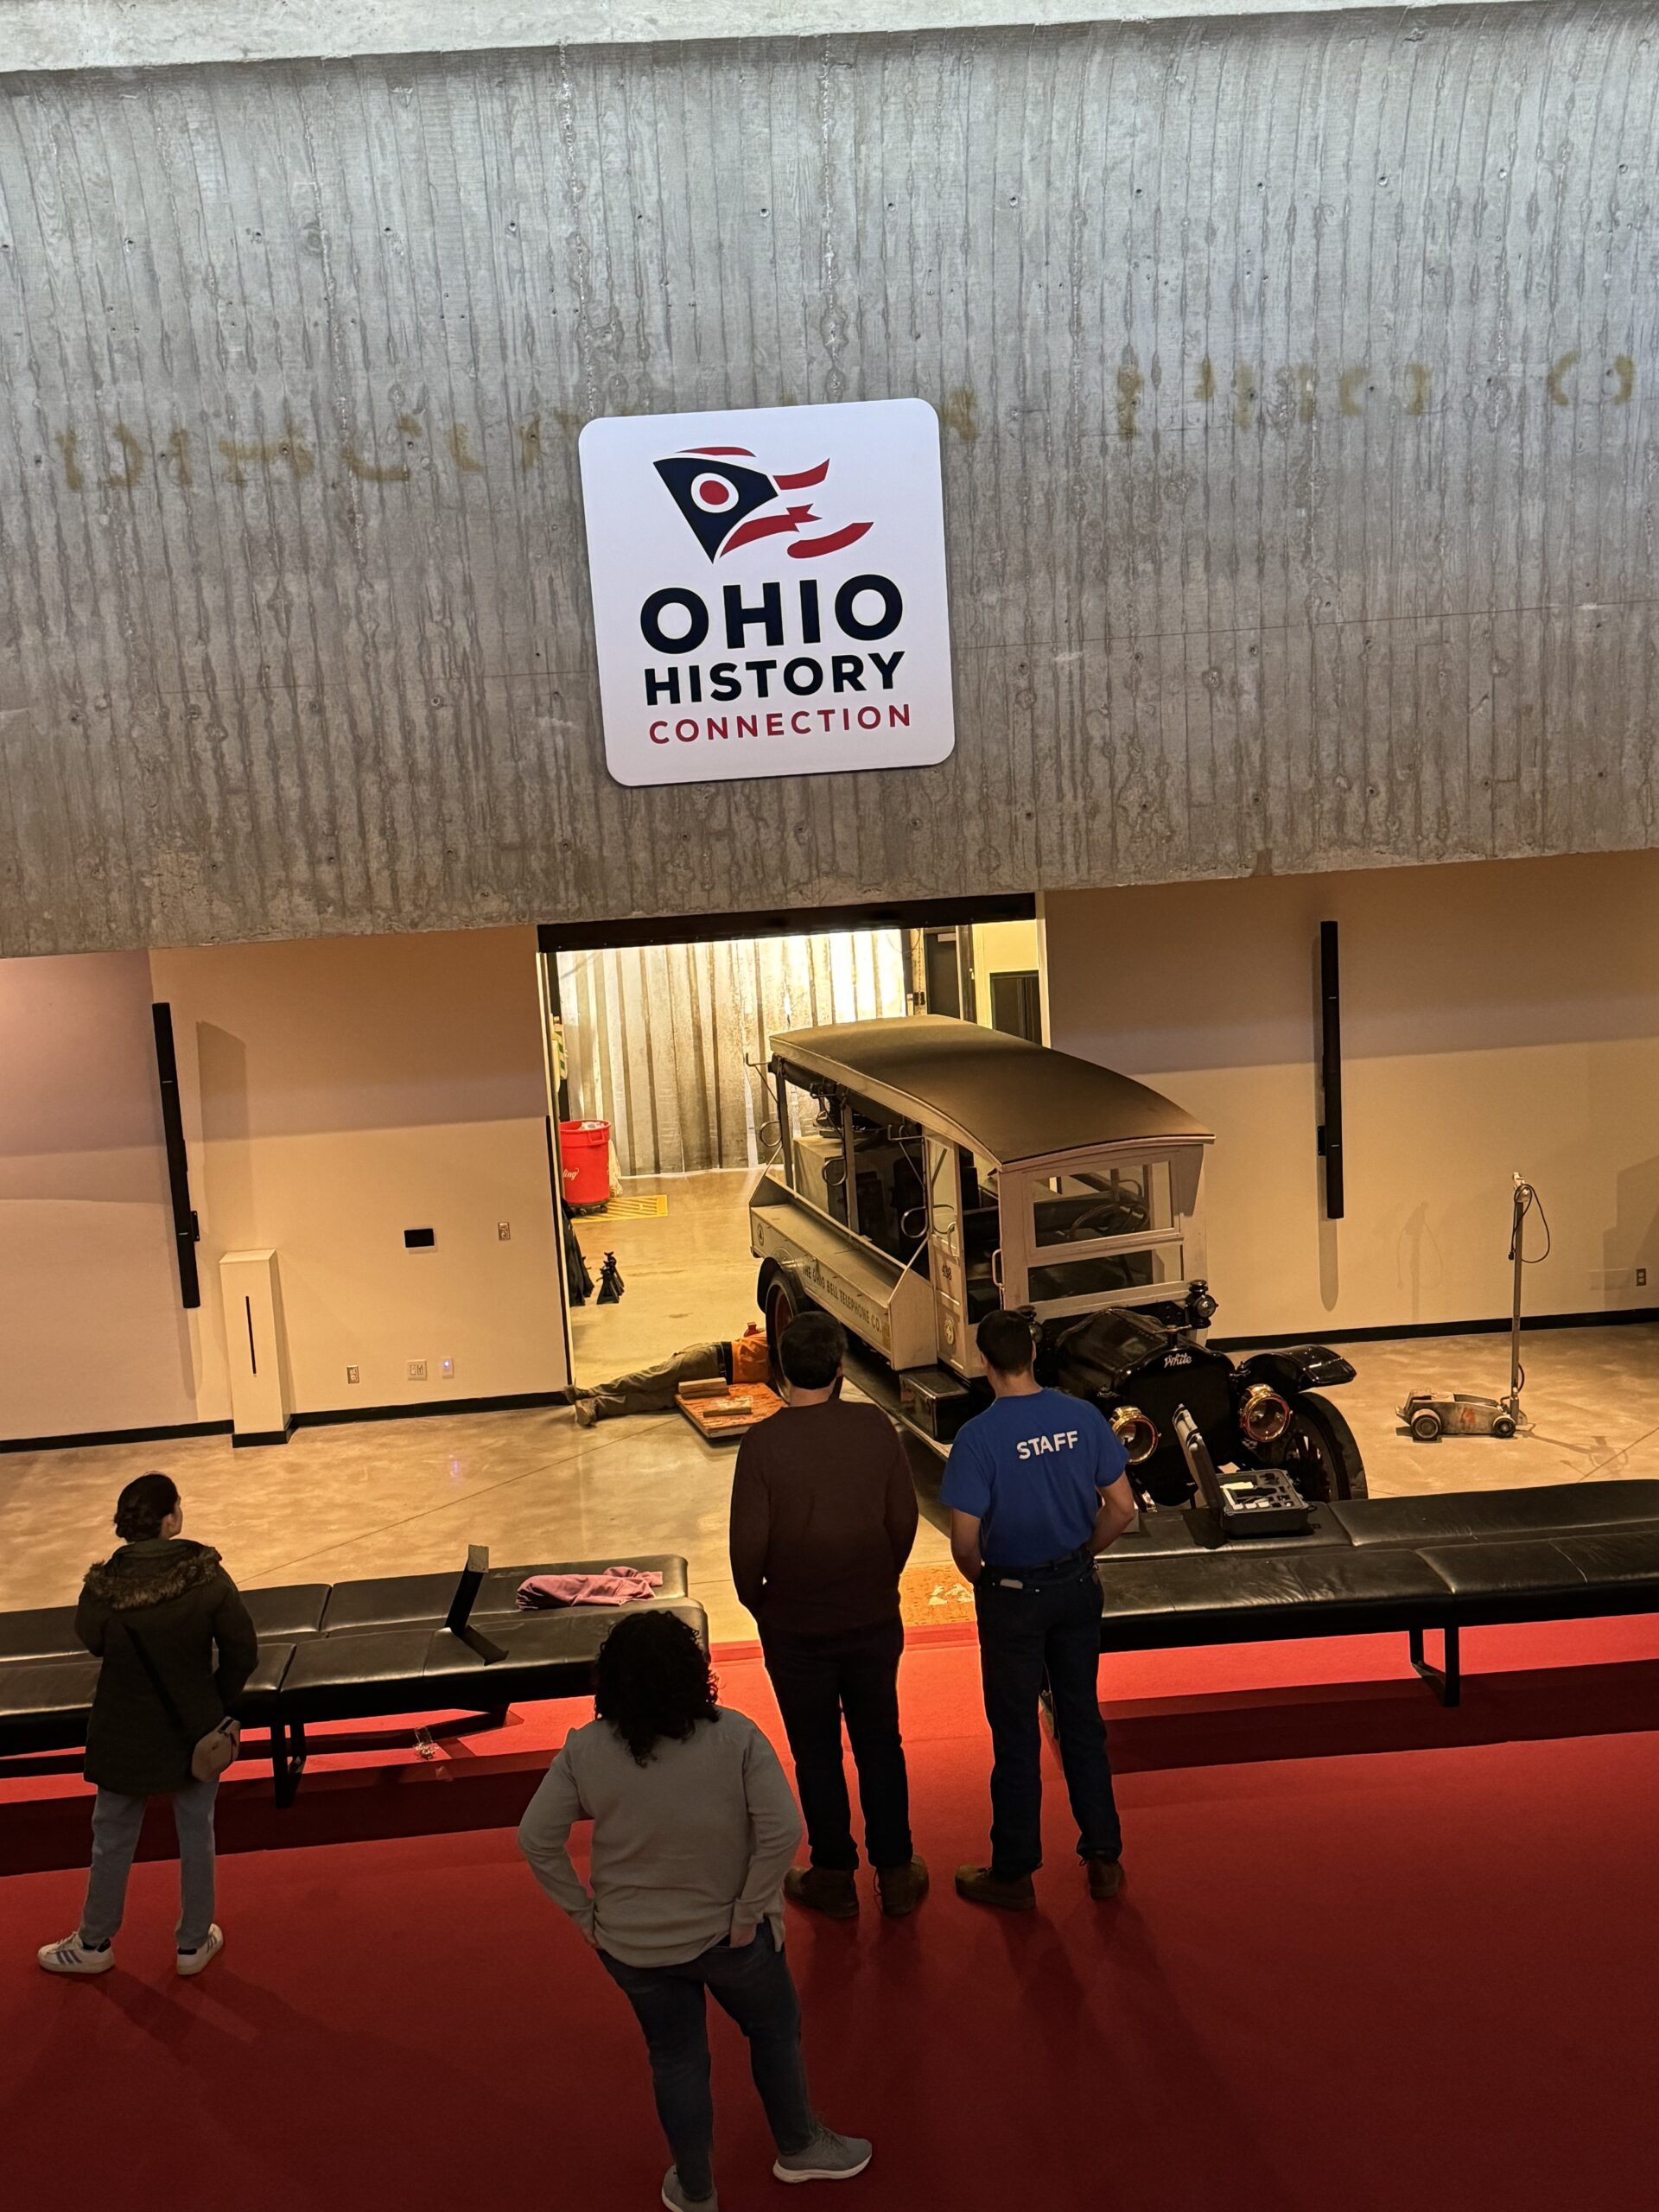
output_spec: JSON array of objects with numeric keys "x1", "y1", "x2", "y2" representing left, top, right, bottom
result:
[
  {"x1": 1, "y1": 4, "x2": 1655, "y2": 957},
  {"x1": 559, "y1": 928, "x2": 905, "y2": 1173}
]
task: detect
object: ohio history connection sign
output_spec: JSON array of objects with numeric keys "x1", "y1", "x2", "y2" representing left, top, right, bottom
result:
[{"x1": 579, "y1": 397, "x2": 956, "y2": 788}]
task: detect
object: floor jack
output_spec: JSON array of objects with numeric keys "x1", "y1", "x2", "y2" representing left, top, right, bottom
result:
[{"x1": 1400, "y1": 1174, "x2": 1548, "y2": 1441}]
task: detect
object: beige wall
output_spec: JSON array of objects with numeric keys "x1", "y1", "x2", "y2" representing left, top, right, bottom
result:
[
  {"x1": 1043, "y1": 855, "x2": 1659, "y2": 1340},
  {"x1": 1, "y1": 927, "x2": 565, "y2": 1443},
  {"x1": 152, "y1": 928, "x2": 564, "y2": 1419},
  {"x1": 0, "y1": 952, "x2": 201, "y2": 1439},
  {"x1": 970, "y1": 920, "x2": 1043, "y2": 1031}
]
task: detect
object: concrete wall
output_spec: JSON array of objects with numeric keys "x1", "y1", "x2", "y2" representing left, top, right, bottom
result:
[
  {"x1": 2, "y1": 3, "x2": 1655, "y2": 958},
  {"x1": 0, "y1": 927, "x2": 566, "y2": 1443},
  {"x1": 1043, "y1": 852, "x2": 1659, "y2": 1340},
  {"x1": 2, "y1": 2, "x2": 1522, "y2": 74}
]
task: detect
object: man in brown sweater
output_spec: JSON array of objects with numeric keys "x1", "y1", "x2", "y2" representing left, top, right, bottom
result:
[{"x1": 728, "y1": 1309, "x2": 927, "y2": 1921}]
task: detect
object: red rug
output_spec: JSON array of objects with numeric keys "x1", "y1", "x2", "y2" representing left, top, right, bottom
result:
[{"x1": 3, "y1": 1630, "x2": 1656, "y2": 2211}]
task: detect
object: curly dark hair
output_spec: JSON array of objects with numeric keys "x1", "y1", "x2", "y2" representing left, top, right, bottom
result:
[
  {"x1": 594, "y1": 1611, "x2": 719, "y2": 1764},
  {"x1": 114, "y1": 1471, "x2": 181, "y2": 1542}
]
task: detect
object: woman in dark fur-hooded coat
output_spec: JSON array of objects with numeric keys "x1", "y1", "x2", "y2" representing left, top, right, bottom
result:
[
  {"x1": 77, "y1": 1493, "x2": 257, "y2": 1797},
  {"x1": 38, "y1": 1471, "x2": 258, "y2": 1981}
]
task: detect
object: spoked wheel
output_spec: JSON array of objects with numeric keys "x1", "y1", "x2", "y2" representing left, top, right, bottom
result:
[{"x1": 1255, "y1": 1390, "x2": 1369, "y2": 1502}]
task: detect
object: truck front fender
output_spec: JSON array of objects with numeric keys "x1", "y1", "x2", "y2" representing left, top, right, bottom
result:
[{"x1": 1238, "y1": 1344, "x2": 1357, "y2": 1395}]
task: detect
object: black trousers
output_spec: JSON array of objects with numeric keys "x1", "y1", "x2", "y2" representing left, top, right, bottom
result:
[
  {"x1": 976, "y1": 1560, "x2": 1122, "y2": 1881},
  {"x1": 761, "y1": 1617, "x2": 913, "y2": 1872}
]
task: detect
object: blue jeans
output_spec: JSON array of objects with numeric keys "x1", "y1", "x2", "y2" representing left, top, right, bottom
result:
[
  {"x1": 79, "y1": 1778, "x2": 219, "y2": 1951},
  {"x1": 599, "y1": 1924, "x2": 816, "y2": 2201},
  {"x1": 975, "y1": 1558, "x2": 1122, "y2": 1880}
]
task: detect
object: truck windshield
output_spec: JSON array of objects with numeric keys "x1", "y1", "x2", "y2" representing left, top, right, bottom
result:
[
  {"x1": 1027, "y1": 1242, "x2": 1185, "y2": 1303},
  {"x1": 1031, "y1": 1161, "x2": 1172, "y2": 1246},
  {"x1": 1020, "y1": 1156, "x2": 1184, "y2": 1310}
]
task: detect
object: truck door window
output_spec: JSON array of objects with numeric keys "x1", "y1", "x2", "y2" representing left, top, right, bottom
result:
[
  {"x1": 782, "y1": 1078, "x2": 849, "y2": 1226},
  {"x1": 962, "y1": 1152, "x2": 1001, "y2": 1319},
  {"x1": 926, "y1": 1140, "x2": 960, "y2": 1256},
  {"x1": 845, "y1": 1101, "x2": 926, "y2": 1263}
]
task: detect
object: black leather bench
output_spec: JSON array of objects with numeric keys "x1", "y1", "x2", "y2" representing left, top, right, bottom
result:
[
  {"x1": 0, "y1": 1555, "x2": 701, "y2": 1805},
  {"x1": 1096, "y1": 1481, "x2": 1659, "y2": 1703}
]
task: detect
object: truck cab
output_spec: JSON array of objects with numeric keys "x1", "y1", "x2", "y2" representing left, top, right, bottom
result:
[{"x1": 749, "y1": 1013, "x2": 1213, "y2": 1395}]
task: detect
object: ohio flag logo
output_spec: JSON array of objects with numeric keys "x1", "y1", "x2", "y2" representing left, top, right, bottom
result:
[{"x1": 654, "y1": 447, "x2": 874, "y2": 562}]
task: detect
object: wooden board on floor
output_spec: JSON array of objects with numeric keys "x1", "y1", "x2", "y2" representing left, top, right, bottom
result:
[
  {"x1": 676, "y1": 1380, "x2": 785, "y2": 1443},
  {"x1": 583, "y1": 1193, "x2": 669, "y2": 1221}
]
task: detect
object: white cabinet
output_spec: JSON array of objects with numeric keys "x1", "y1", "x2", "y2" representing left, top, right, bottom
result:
[{"x1": 219, "y1": 1249, "x2": 295, "y2": 1446}]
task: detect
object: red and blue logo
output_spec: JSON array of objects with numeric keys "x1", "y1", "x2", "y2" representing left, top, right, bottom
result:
[{"x1": 654, "y1": 447, "x2": 874, "y2": 563}]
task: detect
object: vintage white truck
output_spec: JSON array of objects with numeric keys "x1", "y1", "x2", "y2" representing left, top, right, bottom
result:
[{"x1": 749, "y1": 1014, "x2": 1364, "y2": 1507}]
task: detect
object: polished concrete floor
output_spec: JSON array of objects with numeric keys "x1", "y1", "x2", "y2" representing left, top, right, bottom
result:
[
  {"x1": 4, "y1": 1319, "x2": 1656, "y2": 1643},
  {"x1": 5, "y1": 1166, "x2": 1657, "y2": 1644},
  {"x1": 0, "y1": 1399, "x2": 865, "y2": 1644},
  {"x1": 569, "y1": 1170, "x2": 765, "y2": 1386}
]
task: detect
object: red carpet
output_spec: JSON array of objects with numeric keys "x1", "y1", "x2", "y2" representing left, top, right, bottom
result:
[{"x1": 3, "y1": 1630, "x2": 1657, "y2": 2211}]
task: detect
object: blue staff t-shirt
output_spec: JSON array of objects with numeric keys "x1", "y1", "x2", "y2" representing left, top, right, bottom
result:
[{"x1": 940, "y1": 1389, "x2": 1129, "y2": 1567}]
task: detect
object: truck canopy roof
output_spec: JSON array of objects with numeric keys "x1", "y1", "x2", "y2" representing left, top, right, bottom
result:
[{"x1": 768, "y1": 1015, "x2": 1211, "y2": 1168}]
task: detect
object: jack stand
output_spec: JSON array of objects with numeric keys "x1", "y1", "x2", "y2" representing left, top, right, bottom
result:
[{"x1": 1401, "y1": 1174, "x2": 1548, "y2": 1442}]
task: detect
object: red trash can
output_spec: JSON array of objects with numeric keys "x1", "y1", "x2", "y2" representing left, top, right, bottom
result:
[{"x1": 559, "y1": 1120, "x2": 612, "y2": 1213}]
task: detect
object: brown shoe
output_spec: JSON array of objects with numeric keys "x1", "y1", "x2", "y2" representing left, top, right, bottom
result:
[
  {"x1": 1085, "y1": 1855, "x2": 1125, "y2": 1901},
  {"x1": 785, "y1": 1866, "x2": 859, "y2": 1921},
  {"x1": 954, "y1": 1865, "x2": 1036, "y2": 1911},
  {"x1": 875, "y1": 1857, "x2": 930, "y2": 1917}
]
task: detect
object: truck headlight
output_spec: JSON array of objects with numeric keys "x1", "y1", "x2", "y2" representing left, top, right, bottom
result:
[
  {"x1": 1109, "y1": 1406, "x2": 1160, "y2": 1464},
  {"x1": 1239, "y1": 1383, "x2": 1292, "y2": 1444}
]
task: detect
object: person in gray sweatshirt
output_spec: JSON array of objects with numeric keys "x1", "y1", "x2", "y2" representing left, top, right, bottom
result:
[{"x1": 518, "y1": 1610, "x2": 872, "y2": 2211}]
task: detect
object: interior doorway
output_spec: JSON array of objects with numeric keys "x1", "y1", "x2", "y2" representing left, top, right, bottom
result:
[{"x1": 537, "y1": 897, "x2": 1040, "y2": 1395}]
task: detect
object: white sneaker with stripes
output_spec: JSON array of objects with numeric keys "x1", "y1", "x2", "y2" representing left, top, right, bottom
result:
[{"x1": 38, "y1": 1933, "x2": 114, "y2": 1977}]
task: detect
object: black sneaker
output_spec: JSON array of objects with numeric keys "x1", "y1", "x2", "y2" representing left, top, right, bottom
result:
[{"x1": 773, "y1": 2127, "x2": 873, "y2": 2183}]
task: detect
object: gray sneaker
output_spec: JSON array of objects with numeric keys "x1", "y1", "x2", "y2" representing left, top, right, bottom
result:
[
  {"x1": 660, "y1": 2170, "x2": 717, "y2": 2211},
  {"x1": 773, "y1": 2128, "x2": 874, "y2": 2184}
]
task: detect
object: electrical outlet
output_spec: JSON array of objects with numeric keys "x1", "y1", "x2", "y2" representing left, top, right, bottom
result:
[
  {"x1": 498, "y1": 1220, "x2": 512, "y2": 1241},
  {"x1": 1639, "y1": 1268, "x2": 1648, "y2": 1288},
  {"x1": 408, "y1": 1359, "x2": 428, "y2": 1382},
  {"x1": 440, "y1": 1357, "x2": 454, "y2": 1379},
  {"x1": 346, "y1": 1364, "x2": 360, "y2": 1384}
]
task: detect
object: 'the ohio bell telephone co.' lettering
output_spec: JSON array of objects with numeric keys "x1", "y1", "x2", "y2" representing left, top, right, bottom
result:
[{"x1": 637, "y1": 574, "x2": 912, "y2": 748}]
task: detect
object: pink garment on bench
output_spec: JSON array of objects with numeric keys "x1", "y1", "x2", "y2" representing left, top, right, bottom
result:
[{"x1": 516, "y1": 1568, "x2": 664, "y2": 1610}]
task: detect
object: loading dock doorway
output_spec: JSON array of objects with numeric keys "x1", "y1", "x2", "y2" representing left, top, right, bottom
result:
[{"x1": 537, "y1": 896, "x2": 1040, "y2": 1394}]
